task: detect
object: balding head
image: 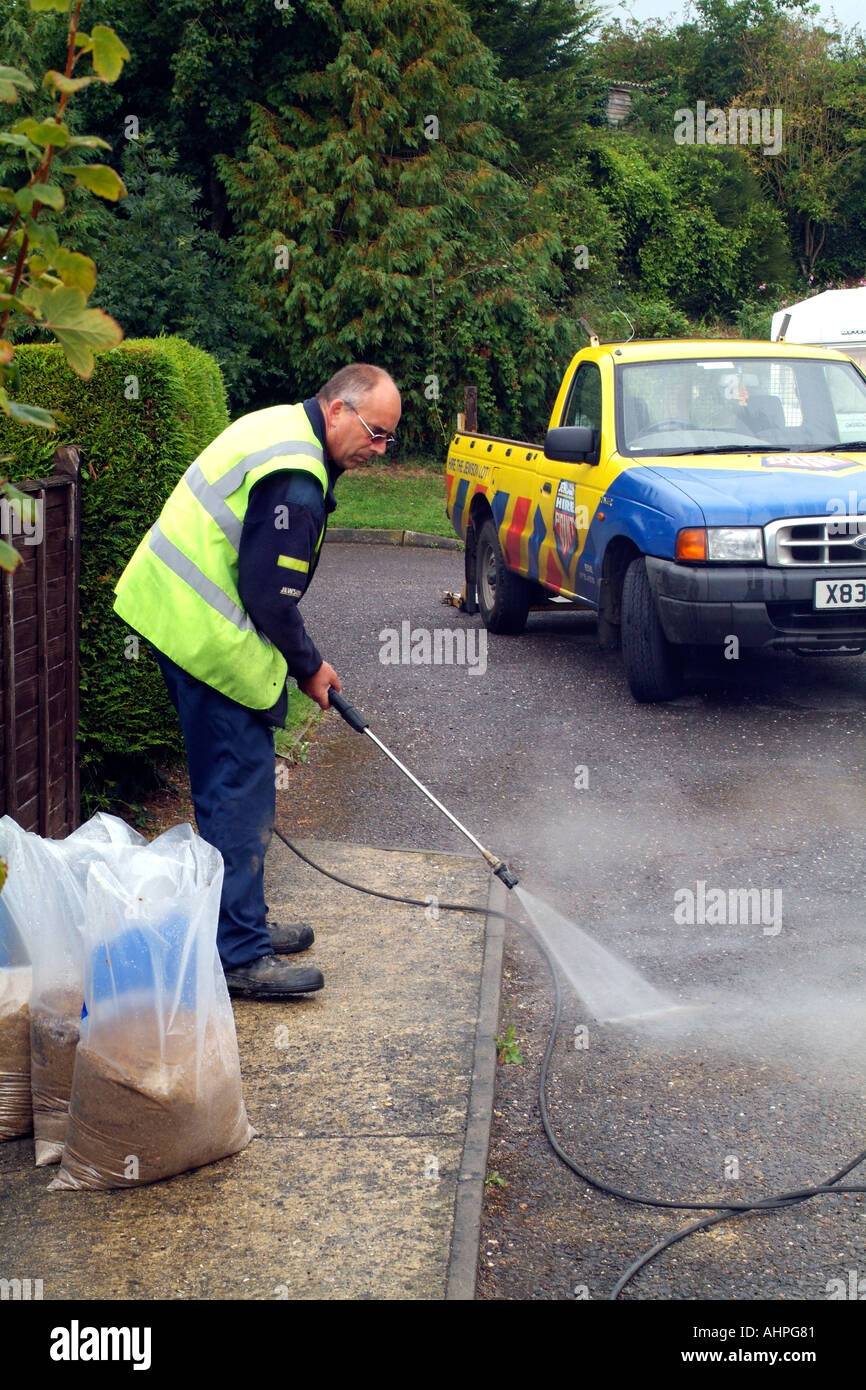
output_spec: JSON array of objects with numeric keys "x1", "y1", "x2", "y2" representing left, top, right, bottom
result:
[
  {"x1": 317, "y1": 364, "x2": 398, "y2": 407},
  {"x1": 316, "y1": 363, "x2": 401, "y2": 469}
]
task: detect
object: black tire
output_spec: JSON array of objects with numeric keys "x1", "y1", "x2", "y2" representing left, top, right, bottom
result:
[
  {"x1": 476, "y1": 517, "x2": 531, "y2": 635},
  {"x1": 621, "y1": 555, "x2": 683, "y2": 701}
]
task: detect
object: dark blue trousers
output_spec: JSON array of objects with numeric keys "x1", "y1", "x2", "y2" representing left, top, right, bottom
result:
[{"x1": 156, "y1": 652, "x2": 276, "y2": 970}]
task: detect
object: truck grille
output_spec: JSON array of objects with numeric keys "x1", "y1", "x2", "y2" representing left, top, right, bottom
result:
[{"x1": 764, "y1": 516, "x2": 866, "y2": 566}]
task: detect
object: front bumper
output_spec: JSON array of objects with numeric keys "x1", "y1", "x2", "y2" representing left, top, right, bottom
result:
[{"x1": 646, "y1": 557, "x2": 866, "y2": 650}]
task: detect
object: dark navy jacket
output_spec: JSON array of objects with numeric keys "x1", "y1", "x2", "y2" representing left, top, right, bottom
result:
[{"x1": 236, "y1": 397, "x2": 342, "y2": 721}]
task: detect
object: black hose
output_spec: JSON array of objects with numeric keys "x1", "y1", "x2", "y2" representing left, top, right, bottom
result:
[
  {"x1": 273, "y1": 828, "x2": 523, "y2": 921},
  {"x1": 527, "y1": 927, "x2": 866, "y2": 1298}
]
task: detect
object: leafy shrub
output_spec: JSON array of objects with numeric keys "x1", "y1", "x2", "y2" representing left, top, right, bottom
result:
[{"x1": 0, "y1": 336, "x2": 228, "y2": 808}]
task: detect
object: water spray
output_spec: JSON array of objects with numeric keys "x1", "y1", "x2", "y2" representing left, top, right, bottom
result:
[
  {"x1": 327, "y1": 688, "x2": 519, "y2": 890},
  {"x1": 327, "y1": 687, "x2": 674, "y2": 1023},
  {"x1": 279, "y1": 690, "x2": 866, "y2": 1298}
]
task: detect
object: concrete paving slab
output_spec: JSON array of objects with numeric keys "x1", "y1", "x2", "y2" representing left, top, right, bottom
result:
[{"x1": 0, "y1": 840, "x2": 501, "y2": 1302}]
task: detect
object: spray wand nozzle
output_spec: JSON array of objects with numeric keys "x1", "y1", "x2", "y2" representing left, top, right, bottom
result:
[
  {"x1": 328, "y1": 686, "x2": 519, "y2": 890},
  {"x1": 493, "y1": 861, "x2": 520, "y2": 890},
  {"x1": 479, "y1": 846, "x2": 519, "y2": 889}
]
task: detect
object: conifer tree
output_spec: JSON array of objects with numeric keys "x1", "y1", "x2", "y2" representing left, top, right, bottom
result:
[
  {"x1": 219, "y1": 0, "x2": 579, "y2": 448},
  {"x1": 460, "y1": 0, "x2": 601, "y2": 166}
]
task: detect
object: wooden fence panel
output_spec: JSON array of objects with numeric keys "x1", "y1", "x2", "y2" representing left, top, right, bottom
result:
[{"x1": 0, "y1": 447, "x2": 80, "y2": 836}]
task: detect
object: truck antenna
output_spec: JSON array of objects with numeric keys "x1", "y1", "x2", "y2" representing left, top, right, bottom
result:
[{"x1": 612, "y1": 308, "x2": 636, "y2": 343}]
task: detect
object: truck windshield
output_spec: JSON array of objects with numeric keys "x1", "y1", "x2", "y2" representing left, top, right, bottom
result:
[{"x1": 616, "y1": 357, "x2": 866, "y2": 456}]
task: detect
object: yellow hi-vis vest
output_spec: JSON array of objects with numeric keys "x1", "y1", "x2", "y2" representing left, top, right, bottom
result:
[{"x1": 114, "y1": 403, "x2": 329, "y2": 709}]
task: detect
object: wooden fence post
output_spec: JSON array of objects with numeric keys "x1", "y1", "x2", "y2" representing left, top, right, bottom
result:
[{"x1": 464, "y1": 385, "x2": 478, "y2": 434}]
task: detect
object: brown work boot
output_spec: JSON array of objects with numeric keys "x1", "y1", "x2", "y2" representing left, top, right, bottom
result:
[{"x1": 225, "y1": 953, "x2": 323, "y2": 998}]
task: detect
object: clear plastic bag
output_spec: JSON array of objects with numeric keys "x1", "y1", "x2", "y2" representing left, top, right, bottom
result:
[
  {"x1": 24, "y1": 836, "x2": 84, "y2": 1164},
  {"x1": 65, "y1": 811, "x2": 148, "y2": 851},
  {"x1": 51, "y1": 824, "x2": 255, "y2": 1190},
  {"x1": 33, "y1": 814, "x2": 147, "y2": 1165},
  {"x1": 0, "y1": 813, "x2": 147, "y2": 1163}
]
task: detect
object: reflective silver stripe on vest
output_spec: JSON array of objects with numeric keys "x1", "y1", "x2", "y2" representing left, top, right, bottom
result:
[
  {"x1": 184, "y1": 462, "x2": 243, "y2": 550},
  {"x1": 215, "y1": 440, "x2": 325, "y2": 500},
  {"x1": 149, "y1": 524, "x2": 258, "y2": 633}
]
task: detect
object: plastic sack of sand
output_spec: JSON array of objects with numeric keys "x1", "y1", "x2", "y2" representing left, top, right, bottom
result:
[
  {"x1": 30, "y1": 814, "x2": 147, "y2": 1165},
  {"x1": 50, "y1": 825, "x2": 256, "y2": 1191},
  {"x1": 0, "y1": 819, "x2": 32, "y2": 1140},
  {"x1": 8, "y1": 832, "x2": 83, "y2": 1164}
]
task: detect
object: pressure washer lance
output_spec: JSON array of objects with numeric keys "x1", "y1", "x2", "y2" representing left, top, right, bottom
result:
[{"x1": 327, "y1": 687, "x2": 519, "y2": 890}]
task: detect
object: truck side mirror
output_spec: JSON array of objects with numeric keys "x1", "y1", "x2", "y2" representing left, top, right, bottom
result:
[{"x1": 544, "y1": 425, "x2": 596, "y2": 463}]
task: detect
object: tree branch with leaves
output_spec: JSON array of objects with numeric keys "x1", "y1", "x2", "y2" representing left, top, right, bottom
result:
[{"x1": 0, "y1": 0, "x2": 129, "y2": 573}]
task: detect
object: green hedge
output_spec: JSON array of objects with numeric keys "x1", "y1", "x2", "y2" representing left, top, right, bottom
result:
[{"x1": 0, "y1": 337, "x2": 229, "y2": 809}]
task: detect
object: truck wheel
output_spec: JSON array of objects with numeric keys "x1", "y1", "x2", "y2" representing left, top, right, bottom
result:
[
  {"x1": 621, "y1": 555, "x2": 683, "y2": 701},
  {"x1": 476, "y1": 518, "x2": 530, "y2": 634}
]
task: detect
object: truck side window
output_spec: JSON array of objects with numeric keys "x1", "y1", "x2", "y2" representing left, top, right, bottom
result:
[{"x1": 563, "y1": 364, "x2": 602, "y2": 442}]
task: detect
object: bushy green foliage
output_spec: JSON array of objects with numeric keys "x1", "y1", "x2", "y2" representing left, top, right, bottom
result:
[
  {"x1": 734, "y1": 14, "x2": 866, "y2": 276},
  {"x1": 81, "y1": 139, "x2": 265, "y2": 410},
  {"x1": 587, "y1": 136, "x2": 792, "y2": 319},
  {"x1": 570, "y1": 286, "x2": 692, "y2": 345},
  {"x1": 733, "y1": 298, "x2": 777, "y2": 338},
  {"x1": 73, "y1": 0, "x2": 330, "y2": 213},
  {"x1": 591, "y1": 0, "x2": 866, "y2": 287},
  {"x1": 533, "y1": 163, "x2": 623, "y2": 299},
  {"x1": 0, "y1": 337, "x2": 229, "y2": 806}
]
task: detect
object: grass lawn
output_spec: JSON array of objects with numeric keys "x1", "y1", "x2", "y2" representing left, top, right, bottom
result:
[
  {"x1": 333, "y1": 457, "x2": 451, "y2": 536},
  {"x1": 275, "y1": 683, "x2": 323, "y2": 757}
]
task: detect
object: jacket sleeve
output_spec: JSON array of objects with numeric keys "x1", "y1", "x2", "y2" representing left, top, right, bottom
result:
[{"x1": 237, "y1": 472, "x2": 325, "y2": 682}]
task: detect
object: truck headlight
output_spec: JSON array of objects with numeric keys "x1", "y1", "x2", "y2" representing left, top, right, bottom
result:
[
  {"x1": 676, "y1": 527, "x2": 765, "y2": 562},
  {"x1": 707, "y1": 527, "x2": 764, "y2": 562}
]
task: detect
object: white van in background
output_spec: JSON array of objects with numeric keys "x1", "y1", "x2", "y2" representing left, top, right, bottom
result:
[{"x1": 772, "y1": 287, "x2": 866, "y2": 369}]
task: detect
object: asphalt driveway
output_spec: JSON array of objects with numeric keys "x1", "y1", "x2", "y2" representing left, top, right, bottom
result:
[{"x1": 296, "y1": 540, "x2": 866, "y2": 1306}]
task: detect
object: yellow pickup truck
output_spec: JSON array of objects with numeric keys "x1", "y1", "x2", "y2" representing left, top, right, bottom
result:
[{"x1": 445, "y1": 339, "x2": 866, "y2": 700}]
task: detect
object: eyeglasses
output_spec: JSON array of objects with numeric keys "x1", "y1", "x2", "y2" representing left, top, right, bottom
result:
[{"x1": 345, "y1": 401, "x2": 398, "y2": 448}]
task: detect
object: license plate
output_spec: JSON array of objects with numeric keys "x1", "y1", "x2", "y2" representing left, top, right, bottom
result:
[{"x1": 814, "y1": 579, "x2": 866, "y2": 609}]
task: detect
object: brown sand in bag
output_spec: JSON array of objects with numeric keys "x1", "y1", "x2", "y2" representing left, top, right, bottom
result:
[
  {"x1": 50, "y1": 1010, "x2": 255, "y2": 1190},
  {"x1": 30, "y1": 991, "x2": 82, "y2": 1165},
  {"x1": 0, "y1": 966, "x2": 32, "y2": 1140}
]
